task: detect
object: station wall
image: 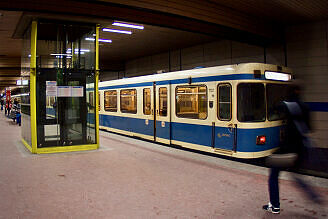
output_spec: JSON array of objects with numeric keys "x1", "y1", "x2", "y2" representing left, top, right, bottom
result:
[
  {"x1": 286, "y1": 21, "x2": 328, "y2": 149},
  {"x1": 100, "y1": 20, "x2": 328, "y2": 149}
]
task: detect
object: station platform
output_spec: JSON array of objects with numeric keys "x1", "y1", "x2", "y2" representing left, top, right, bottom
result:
[{"x1": 0, "y1": 113, "x2": 327, "y2": 218}]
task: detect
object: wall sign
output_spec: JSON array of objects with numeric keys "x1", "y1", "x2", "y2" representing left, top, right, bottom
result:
[{"x1": 46, "y1": 81, "x2": 57, "y2": 96}]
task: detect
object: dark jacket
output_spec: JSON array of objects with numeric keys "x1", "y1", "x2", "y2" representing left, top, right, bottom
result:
[{"x1": 278, "y1": 98, "x2": 311, "y2": 165}]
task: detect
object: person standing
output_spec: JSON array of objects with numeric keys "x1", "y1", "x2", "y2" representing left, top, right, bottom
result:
[
  {"x1": 263, "y1": 83, "x2": 311, "y2": 214},
  {"x1": 7, "y1": 101, "x2": 12, "y2": 117},
  {"x1": 5, "y1": 100, "x2": 7, "y2": 115},
  {"x1": 0, "y1": 98, "x2": 3, "y2": 111}
]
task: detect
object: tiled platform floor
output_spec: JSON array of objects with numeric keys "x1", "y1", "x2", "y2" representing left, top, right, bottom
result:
[{"x1": 0, "y1": 113, "x2": 327, "y2": 218}]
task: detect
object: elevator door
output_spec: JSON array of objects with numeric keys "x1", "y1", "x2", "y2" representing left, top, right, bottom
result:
[{"x1": 36, "y1": 68, "x2": 91, "y2": 147}]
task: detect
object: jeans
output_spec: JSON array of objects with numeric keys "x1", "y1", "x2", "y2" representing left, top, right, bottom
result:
[{"x1": 269, "y1": 167, "x2": 280, "y2": 208}]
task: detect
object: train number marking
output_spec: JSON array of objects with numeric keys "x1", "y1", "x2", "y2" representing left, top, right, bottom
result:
[{"x1": 217, "y1": 133, "x2": 230, "y2": 138}]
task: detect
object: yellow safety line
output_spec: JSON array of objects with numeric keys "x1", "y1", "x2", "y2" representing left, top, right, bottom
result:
[
  {"x1": 21, "y1": 138, "x2": 32, "y2": 152},
  {"x1": 30, "y1": 20, "x2": 38, "y2": 154}
]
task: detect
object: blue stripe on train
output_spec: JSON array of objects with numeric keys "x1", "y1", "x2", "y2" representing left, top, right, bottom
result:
[
  {"x1": 100, "y1": 114, "x2": 154, "y2": 136},
  {"x1": 237, "y1": 126, "x2": 281, "y2": 152},
  {"x1": 99, "y1": 82, "x2": 153, "y2": 90},
  {"x1": 88, "y1": 113, "x2": 95, "y2": 124},
  {"x1": 157, "y1": 74, "x2": 264, "y2": 85},
  {"x1": 172, "y1": 122, "x2": 279, "y2": 152},
  {"x1": 99, "y1": 74, "x2": 264, "y2": 90},
  {"x1": 156, "y1": 120, "x2": 170, "y2": 140},
  {"x1": 171, "y1": 122, "x2": 212, "y2": 147},
  {"x1": 99, "y1": 114, "x2": 281, "y2": 153}
]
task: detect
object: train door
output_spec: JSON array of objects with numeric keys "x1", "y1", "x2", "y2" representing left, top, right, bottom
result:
[
  {"x1": 141, "y1": 86, "x2": 155, "y2": 141},
  {"x1": 214, "y1": 83, "x2": 235, "y2": 151},
  {"x1": 155, "y1": 84, "x2": 170, "y2": 144}
]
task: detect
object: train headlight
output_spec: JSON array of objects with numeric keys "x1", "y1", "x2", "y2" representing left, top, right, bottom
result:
[{"x1": 256, "y1": 135, "x2": 266, "y2": 145}]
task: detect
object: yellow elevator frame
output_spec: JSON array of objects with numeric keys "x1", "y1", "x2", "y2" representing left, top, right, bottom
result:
[{"x1": 21, "y1": 21, "x2": 100, "y2": 154}]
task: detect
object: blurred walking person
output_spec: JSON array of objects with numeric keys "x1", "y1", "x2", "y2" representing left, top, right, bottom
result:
[{"x1": 262, "y1": 82, "x2": 319, "y2": 214}]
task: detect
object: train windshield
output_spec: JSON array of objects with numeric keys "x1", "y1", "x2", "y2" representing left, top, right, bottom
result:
[
  {"x1": 266, "y1": 84, "x2": 290, "y2": 121},
  {"x1": 237, "y1": 83, "x2": 265, "y2": 122}
]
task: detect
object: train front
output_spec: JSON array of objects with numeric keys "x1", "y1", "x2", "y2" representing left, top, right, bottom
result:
[{"x1": 234, "y1": 67, "x2": 293, "y2": 158}]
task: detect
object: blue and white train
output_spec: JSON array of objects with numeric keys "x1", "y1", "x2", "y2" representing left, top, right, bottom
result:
[{"x1": 99, "y1": 63, "x2": 293, "y2": 158}]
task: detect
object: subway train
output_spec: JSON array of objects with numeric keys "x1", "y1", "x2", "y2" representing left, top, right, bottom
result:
[{"x1": 98, "y1": 63, "x2": 293, "y2": 159}]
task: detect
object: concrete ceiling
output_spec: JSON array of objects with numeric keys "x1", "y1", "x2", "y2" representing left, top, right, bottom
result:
[
  {"x1": 99, "y1": 23, "x2": 217, "y2": 63},
  {"x1": 0, "y1": 10, "x2": 218, "y2": 93},
  {"x1": 0, "y1": 11, "x2": 22, "y2": 92},
  {"x1": 209, "y1": 0, "x2": 328, "y2": 23},
  {"x1": 0, "y1": 0, "x2": 328, "y2": 92}
]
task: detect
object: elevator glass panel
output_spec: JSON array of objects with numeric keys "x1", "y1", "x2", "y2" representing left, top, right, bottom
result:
[{"x1": 36, "y1": 21, "x2": 96, "y2": 147}]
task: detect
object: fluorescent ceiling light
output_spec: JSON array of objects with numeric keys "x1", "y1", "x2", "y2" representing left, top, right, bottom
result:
[
  {"x1": 102, "y1": 28, "x2": 132, "y2": 34},
  {"x1": 99, "y1": 39, "x2": 112, "y2": 43},
  {"x1": 66, "y1": 52, "x2": 85, "y2": 55},
  {"x1": 51, "y1": 54, "x2": 72, "y2": 56},
  {"x1": 67, "y1": 49, "x2": 90, "y2": 52},
  {"x1": 265, "y1": 71, "x2": 291, "y2": 81},
  {"x1": 112, "y1": 22, "x2": 144, "y2": 30},
  {"x1": 55, "y1": 55, "x2": 72, "y2": 58},
  {"x1": 85, "y1": 38, "x2": 112, "y2": 43}
]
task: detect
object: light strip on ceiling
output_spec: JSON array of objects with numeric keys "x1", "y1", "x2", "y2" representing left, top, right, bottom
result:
[
  {"x1": 50, "y1": 54, "x2": 72, "y2": 56},
  {"x1": 112, "y1": 22, "x2": 144, "y2": 30},
  {"x1": 67, "y1": 49, "x2": 90, "y2": 53},
  {"x1": 102, "y1": 28, "x2": 132, "y2": 34},
  {"x1": 85, "y1": 38, "x2": 112, "y2": 43}
]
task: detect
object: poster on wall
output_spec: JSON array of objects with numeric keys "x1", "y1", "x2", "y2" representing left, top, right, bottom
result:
[
  {"x1": 57, "y1": 86, "x2": 71, "y2": 97},
  {"x1": 71, "y1": 86, "x2": 84, "y2": 97},
  {"x1": 46, "y1": 81, "x2": 57, "y2": 96},
  {"x1": 46, "y1": 83, "x2": 84, "y2": 97}
]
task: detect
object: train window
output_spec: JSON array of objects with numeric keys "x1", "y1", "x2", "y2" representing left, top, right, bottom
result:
[
  {"x1": 237, "y1": 83, "x2": 265, "y2": 122},
  {"x1": 267, "y1": 84, "x2": 290, "y2": 121},
  {"x1": 120, "y1": 89, "x2": 137, "y2": 114},
  {"x1": 143, "y1": 88, "x2": 151, "y2": 115},
  {"x1": 218, "y1": 84, "x2": 231, "y2": 121},
  {"x1": 176, "y1": 85, "x2": 207, "y2": 120},
  {"x1": 104, "y1": 90, "x2": 117, "y2": 112},
  {"x1": 159, "y1": 88, "x2": 167, "y2": 116}
]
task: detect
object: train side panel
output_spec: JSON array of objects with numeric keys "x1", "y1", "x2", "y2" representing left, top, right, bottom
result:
[
  {"x1": 99, "y1": 86, "x2": 155, "y2": 141},
  {"x1": 98, "y1": 63, "x2": 291, "y2": 158}
]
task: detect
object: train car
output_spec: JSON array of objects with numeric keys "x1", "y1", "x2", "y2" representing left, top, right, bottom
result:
[{"x1": 99, "y1": 63, "x2": 293, "y2": 158}]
